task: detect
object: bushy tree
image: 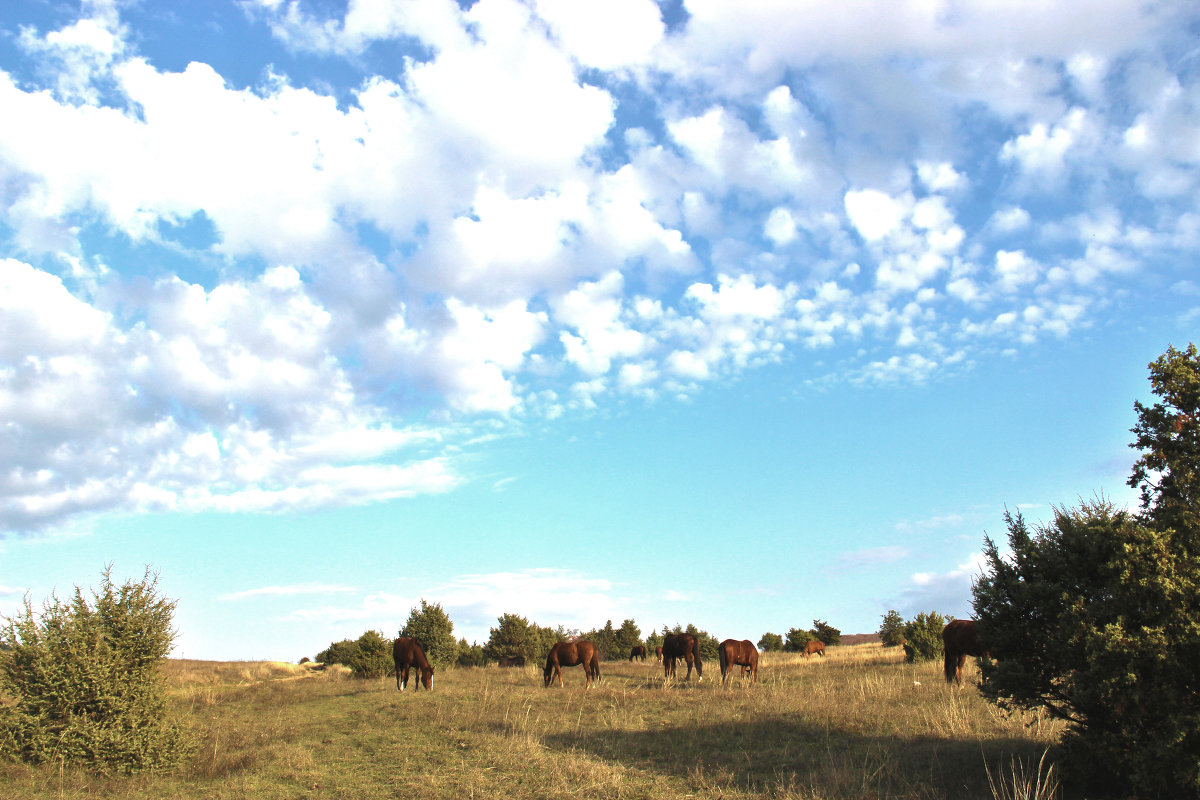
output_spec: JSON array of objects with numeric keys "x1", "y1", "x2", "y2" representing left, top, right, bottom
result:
[
  {"x1": 878, "y1": 610, "x2": 905, "y2": 647},
  {"x1": 583, "y1": 620, "x2": 619, "y2": 659},
  {"x1": 0, "y1": 567, "x2": 190, "y2": 775},
  {"x1": 614, "y1": 619, "x2": 643, "y2": 656},
  {"x1": 483, "y1": 613, "x2": 534, "y2": 662},
  {"x1": 484, "y1": 614, "x2": 563, "y2": 663},
  {"x1": 901, "y1": 611, "x2": 946, "y2": 663},
  {"x1": 663, "y1": 623, "x2": 719, "y2": 660},
  {"x1": 974, "y1": 343, "x2": 1200, "y2": 798},
  {"x1": 811, "y1": 619, "x2": 841, "y2": 646},
  {"x1": 456, "y1": 639, "x2": 486, "y2": 668},
  {"x1": 757, "y1": 632, "x2": 784, "y2": 652},
  {"x1": 783, "y1": 627, "x2": 813, "y2": 652},
  {"x1": 400, "y1": 599, "x2": 457, "y2": 667},
  {"x1": 317, "y1": 630, "x2": 392, "y2": 678}
]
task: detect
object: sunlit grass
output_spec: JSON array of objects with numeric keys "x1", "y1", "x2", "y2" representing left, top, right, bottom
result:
[{"x1": 0, "y1": 644, "x2": 1065, "y2": 799}]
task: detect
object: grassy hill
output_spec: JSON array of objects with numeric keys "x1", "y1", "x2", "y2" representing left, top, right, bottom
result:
[{"x1": 0, "y1": 644, "x2": 1061, "y2": 799}]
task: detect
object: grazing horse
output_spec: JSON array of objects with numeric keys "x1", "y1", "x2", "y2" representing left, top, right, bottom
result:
[
  {"x1": 544, "y1": 641, "x2": 601, "y2": 688},
  {"x1": 718, "y1": 639, "x2": 758, "y2": 685},
  {"x1": 393, "y1": 637, "x2": 434, "y2": 692},
  {"x1": 497, "y1": 655, "x2": 526, "y2": 667},
  {"x1": 629, "y1": 645, "x2": 647, "y2": 662},
  {"x1": 802, "y1": 640, "x2": 825, "y2": 658},
  {"x1": 943, "y1": 619, "x2": 987, "y2": 684},
  {"x1": 655, "y1": 646, "x2": 663, "y2": 662},
  {"x1": 661, "y1": 633, "x2": 703, "y2": 681}
]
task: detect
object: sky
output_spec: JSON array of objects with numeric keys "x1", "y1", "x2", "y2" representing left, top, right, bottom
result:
[{"x1": 1, "y1": 0, "x2": 1198, "y2": 662}]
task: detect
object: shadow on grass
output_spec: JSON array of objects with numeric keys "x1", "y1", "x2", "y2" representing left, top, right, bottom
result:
[{"x1": 541, "y1": 714, "x2": 1059, "y2": 799}]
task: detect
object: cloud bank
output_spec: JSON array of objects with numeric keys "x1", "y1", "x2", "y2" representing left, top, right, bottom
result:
[{"x1": 2, "y1": 0, "x2": 1198, "y2": 532}]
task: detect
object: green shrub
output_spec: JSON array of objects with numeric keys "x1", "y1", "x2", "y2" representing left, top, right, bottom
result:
[
  {"x1": 317, "y1": 630, "x2": 392, "y2": 678},
  {"x1": 400, "y1": 600, "x2": 457, "y2": 667},
  {"x1": 783, "y1": 627, "x2": 813, "y2": 652},
  {"x1": 0, "y1": 567, "x2": 190, "y2": 775},
  {"x1": 812, "y1": 619, "x2": 842, "y2": 647},
  {"x1": 456, "y1": 639, "x2": 486, "y2": 667},
  {"x1": 974, "y1": 344, "x2": 1200, "y2": 798},
  {"x1": 757, "y1": 632, "x2": 784, "y2": 652},
  {"x1": 878, "y1": 609, "x2": 905, "y2": 647},
  {"x1": 901, "y1": 611, "x2": 946, "y2": 663}
]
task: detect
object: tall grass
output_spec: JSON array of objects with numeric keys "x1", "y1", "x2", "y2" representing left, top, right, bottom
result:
[{"x1": 0, "y1": 644, "x2": 1066, "y2": 799}]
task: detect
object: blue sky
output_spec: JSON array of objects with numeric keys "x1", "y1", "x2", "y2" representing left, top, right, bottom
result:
[{"x1": 1, "y1": 0, "x2": 1198, "y2": 661}]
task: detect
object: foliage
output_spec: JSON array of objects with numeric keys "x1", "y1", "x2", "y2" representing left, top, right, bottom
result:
[
  {"x1": 483, "y1": 615, "x2": 564, "y2": 664},
  {"x1": 662, "y1": 624, "x2": 719, "y2": 660},
  {"x1": 317, "y1": 630, "x2": 392, "y2": 678},
  {"x1": 401, "y1": 599, "x2": 458, "y2": 667},
  {"x1": 483, "y1": 613, "x2": 534, "y2": 663},
  {"x1": 811, "y1": 619, "x2": 842, "y2": 647},
  {"x1": 974, "y1": 343, "x2": 1200, "y2": 798},
  {"x1": 456, "y1": 639, "x2": 486, "y2": 668},
  {"x1": 614, "y1": 619, "x2": 643, "y2": 656},
  {"x1": 581, "y1": 619, "x2": 643, "y2": 660},
  {"x1": 757, "y1": 632, "x2": 784, "y2": 652},
  {"x1": 900, "y1": 611, "x2": 946, "y2": 663},
  {"x1": 783, "y1": 627, "x2": 813, "y2": 652},
  {"x1": 0, "y1": 566, "x2": 190, "y2": 775},
  {"x1": 644, "y1": 628, "x2": 663, "y2": 654},
  {"x1": 878, "y1": 610, "x2": 905, "y2": 647}
]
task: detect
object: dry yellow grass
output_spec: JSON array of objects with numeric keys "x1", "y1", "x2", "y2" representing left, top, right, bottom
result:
[{"x1": 0, "y1": 644, "x2": 1065, "y2": 800}]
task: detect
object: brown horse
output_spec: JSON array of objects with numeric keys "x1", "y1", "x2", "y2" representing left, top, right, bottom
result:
[
  {"x1": 661, "y1": 633, "x2": 703, "y2": 681},
  {"x1": 629, "y1": 645, "x2": 647, "y2": 662},
  {"x1": 943, "y1": 619, "x2": 987, "y2": 684},
  {"x1": 655, "y1": 646, "x2": 663, "y2": 661},
  {"x1": 393, "y1": 637, "x2": 434, "y2": 691},
  {"x1": 802, "y1": 640, "x2": 825, "y2": 658},
  {"x1": 718, "y1": 639, "x2": 758, "y2": 684},
  {"x1": 497, "y1": 655, "x2": 526, "y2": 667},
  {"x1": 543, "y1": 641, "x2": 601, "y2": 688}
]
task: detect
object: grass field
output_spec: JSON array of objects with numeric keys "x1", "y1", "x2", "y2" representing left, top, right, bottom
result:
[{"x1": 0, "y1": 644, "x2": 1065, "y2": 799}]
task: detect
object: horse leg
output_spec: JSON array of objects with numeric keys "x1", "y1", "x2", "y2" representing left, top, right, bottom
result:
[{"x1": 399, "y1": 664, "x2": 409, "y2": 691}]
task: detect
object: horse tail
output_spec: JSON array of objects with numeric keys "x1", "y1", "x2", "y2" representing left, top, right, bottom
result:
[
  {"x1": 718, "y1": 644, "x2": 728, "y2": 678},
  {"x1": 692, "y1": 636, "x2": 703, "y2": 679},
  {"x1": 592, "y1": 651, "x2": 601, "y2": 682},
  {"x1": 943, "y1": 647, "x2": 957, "y2": 683}
]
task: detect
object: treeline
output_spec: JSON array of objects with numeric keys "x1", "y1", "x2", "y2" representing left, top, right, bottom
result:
[{"x1": 314, "y1": 602, "x2": 845, "y2": 677}]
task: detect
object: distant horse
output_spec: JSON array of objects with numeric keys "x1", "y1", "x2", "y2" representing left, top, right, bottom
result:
[
  {"x1": 802, "y1": 640, "x2": 825, "y2": 658},
  {"x1": 629, "y1": 645, "x2": 647, "y2": 662},
  {"x1": 497, "y1": 655, "x2": 526, "y2": 668},
  {"x1": 544, "y1": 641, "x2": 601, "y2": 688},
  {"x1": 718, "y1": 639, "x2": 758, "y2": 684},
  {"x1": 661, "y1": 633, "x2": 703, "y2": 681},
  {"x1": 655, "y1": 646, "x2": 663, "y2": 661},
  {"x1": 943, "y1": 619, "x2": 987, "y2": 684},
  {"x1": 393, "y1": 637, "x2": 434, "y2": 692}
]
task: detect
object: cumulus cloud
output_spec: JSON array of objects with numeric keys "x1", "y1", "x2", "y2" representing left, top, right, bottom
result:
[{"x1": 1, "y1": 0, "x2": 1197, "y2": 532}]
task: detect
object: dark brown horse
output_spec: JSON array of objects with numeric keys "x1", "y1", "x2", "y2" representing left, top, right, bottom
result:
[
  {"x1": 497, "y1": 655, "x2": 526, "y2": 667},
  {"x1": 393, "y1": 637, "x2": 434, "y2": 691},
  {"x1": 943, "y1": 619, "x2": 987, "y2": 684},
  {"x1": 544, "y1": 641, "x2": 601, "y2": 688},
  {"x1": 661, "y1": 633, "x2": 703, "y2": 681},
  {"x1": 629, "y1": 645, "x2": 647, "y2": 662},
  {"x1": 802, "y1": 639, "x2": 825, "y2": 658},
  {"x1": 718, "y1": 639, "x2": 758, "y2": 684},
  {"x1": 655, "y1": 645, "x2": 663, "y2": 661}
]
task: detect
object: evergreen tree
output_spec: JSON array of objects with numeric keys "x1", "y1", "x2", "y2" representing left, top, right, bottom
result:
[
  {"x1": 401, "y1": 599, "x2": 458, "y2": 667},
  {"x1": 878, "y1": 609, "x2": 905, "y2": 647},
  {"x1": 0, "y1": 567, "x2": 190, "y2": 774},
  {"x1": 483, "y1": 613, "x2": 535, "y2": 662},
  {"x1": 900, "y1": 611, "x2": 946, "y2": 663},
  {"x1": 811, "y1": 619, "x2": 841, "y2": 646},
  {"x1": 614, "y1": 619, "x2": 643, "y2": 656},
  {"x1": 974, "y1": 344, "x2": 1200, "y2": 798},
  {"x1": 783, "y1": 627, "x2": 812, "y2": 652},
  {"x1": 757, "y1": 632, "x2": 784, "y2": 652}
]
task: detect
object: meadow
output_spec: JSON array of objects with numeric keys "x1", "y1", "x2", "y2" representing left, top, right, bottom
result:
[{"x1": 0, "y1": 644, "x2": 1065, "y2": 800}]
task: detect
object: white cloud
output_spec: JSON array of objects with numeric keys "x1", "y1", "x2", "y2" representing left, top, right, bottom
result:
[
  {"x1": 221, "y1": 582, "x2": 357, "y2": 600},
  {"x1": 536, "y1": 0, "x2": 664, "y2": 71}
]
